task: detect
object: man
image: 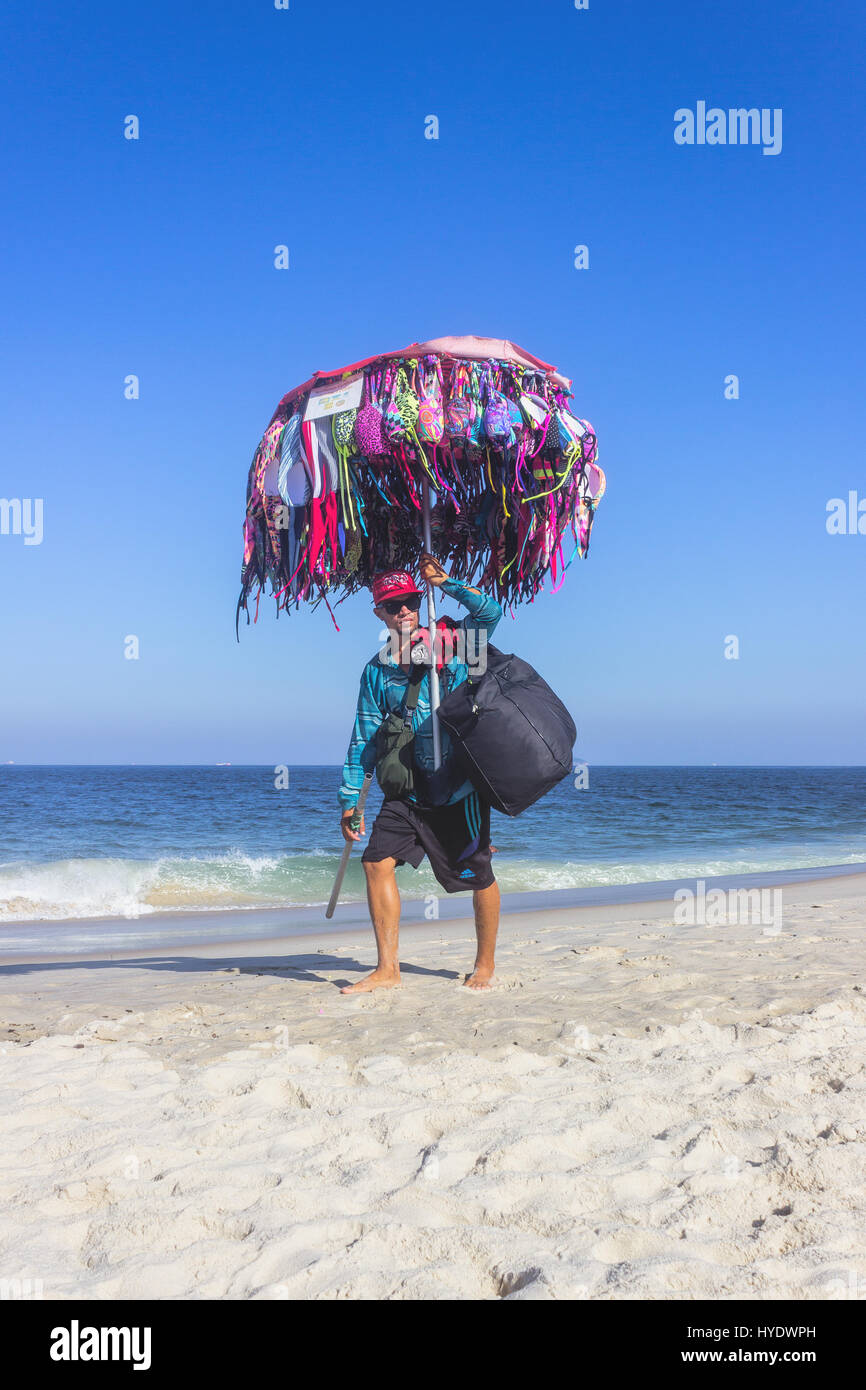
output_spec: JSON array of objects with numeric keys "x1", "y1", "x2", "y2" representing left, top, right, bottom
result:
[{"x1": 338, "y1": 552, "x2": 502, "y2": 993}]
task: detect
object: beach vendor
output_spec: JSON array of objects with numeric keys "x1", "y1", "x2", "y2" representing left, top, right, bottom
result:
[{"x1": 338, "y1": 553, "x2": 501, "y2": 993}]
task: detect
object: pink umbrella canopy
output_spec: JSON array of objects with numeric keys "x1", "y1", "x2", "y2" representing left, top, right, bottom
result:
[
  {"x1": 267, "y1": 336, "x2": 573, "y2": 414},
  {"x1": 237, "y1": 335, "x2": 604, "y2": 633}
]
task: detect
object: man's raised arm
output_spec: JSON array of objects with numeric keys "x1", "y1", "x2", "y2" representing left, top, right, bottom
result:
[
  {"x1": 439, "y1": 574, "x2": 502, "y2": 642},
  {"x1": 418, "y1": 550, "x2": 503, "y2": 665}
]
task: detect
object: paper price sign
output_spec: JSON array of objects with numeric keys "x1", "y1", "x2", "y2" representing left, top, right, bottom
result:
[{"x1": 303, "y1": 374, "x2": 364, "y2": 421}]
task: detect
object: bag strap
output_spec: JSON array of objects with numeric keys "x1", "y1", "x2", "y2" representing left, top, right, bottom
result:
[{"x1": 401, "y1": 663, "x2": 426, "y2": 724}]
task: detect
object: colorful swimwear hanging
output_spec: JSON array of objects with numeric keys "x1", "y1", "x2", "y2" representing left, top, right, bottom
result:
[{"x1": 237, "y1": 335, "x2": 604, "y2": 635}]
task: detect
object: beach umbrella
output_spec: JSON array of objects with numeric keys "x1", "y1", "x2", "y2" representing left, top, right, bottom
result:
[{"x1": 237, "y1": 333, "x2": 605, "y2": 773}]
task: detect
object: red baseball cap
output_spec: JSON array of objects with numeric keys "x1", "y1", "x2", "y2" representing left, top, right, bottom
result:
[{"x1": 371, "y1": 569, "x2": 422, "y2": 606}]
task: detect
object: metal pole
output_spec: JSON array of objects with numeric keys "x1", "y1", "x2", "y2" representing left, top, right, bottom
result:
[{"x1": 421, "y1": 476, "x2": 442, "y2": 769}]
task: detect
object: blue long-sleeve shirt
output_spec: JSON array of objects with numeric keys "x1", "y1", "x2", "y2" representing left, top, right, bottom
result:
[{"x1": 338, "y1": 576, "x2": 502, "y2": 809}]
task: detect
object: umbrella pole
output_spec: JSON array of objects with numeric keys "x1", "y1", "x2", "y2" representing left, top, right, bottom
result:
[{"x1": 421, "y1": 477, "x2": 442, "y2": 770}]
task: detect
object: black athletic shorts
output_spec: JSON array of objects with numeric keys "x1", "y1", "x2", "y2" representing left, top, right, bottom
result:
[{"x1": 361, "y1": 790, "x2": 495, "y2": 894}]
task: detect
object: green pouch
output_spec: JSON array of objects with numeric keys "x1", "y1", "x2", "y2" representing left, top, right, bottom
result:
[{"x1": 375, "y1": 665, "x2": 425, "y2": 799}]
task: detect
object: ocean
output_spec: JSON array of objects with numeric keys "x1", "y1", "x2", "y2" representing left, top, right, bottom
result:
[{"x1": 1, "y1": 765, "x2": 864, "y2": 952}]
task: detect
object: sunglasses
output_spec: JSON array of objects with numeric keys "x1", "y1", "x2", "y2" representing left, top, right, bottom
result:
[{"x1": 379, "y1": 594, "x2": 422, "y2": 616}]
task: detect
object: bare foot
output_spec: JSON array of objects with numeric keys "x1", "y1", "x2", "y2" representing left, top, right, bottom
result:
[
  {"x1": 462, "y1": 965, "x2": 495, "y2": 990},
  {"x1": 340, "y1": 968, "x2": 400, "y2": 995}
]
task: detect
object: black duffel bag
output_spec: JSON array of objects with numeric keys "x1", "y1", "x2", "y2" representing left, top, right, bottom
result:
[{"x1": 434, "y1": 645, "x2": 577, "y2": 817}]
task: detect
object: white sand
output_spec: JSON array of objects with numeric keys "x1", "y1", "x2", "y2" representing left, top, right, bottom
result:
[{"x1": 1, "y1": 872, "x2": 865, "y2": 1300}]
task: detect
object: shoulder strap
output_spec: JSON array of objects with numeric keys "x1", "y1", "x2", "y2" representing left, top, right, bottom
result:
[{"x1": 403, "y1": 662, "x2": 426, "y2": 717}]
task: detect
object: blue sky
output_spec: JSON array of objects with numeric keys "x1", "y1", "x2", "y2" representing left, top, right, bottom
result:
[{"x1": 1, "y1": 0, "x2": 864, "y2": 766}]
